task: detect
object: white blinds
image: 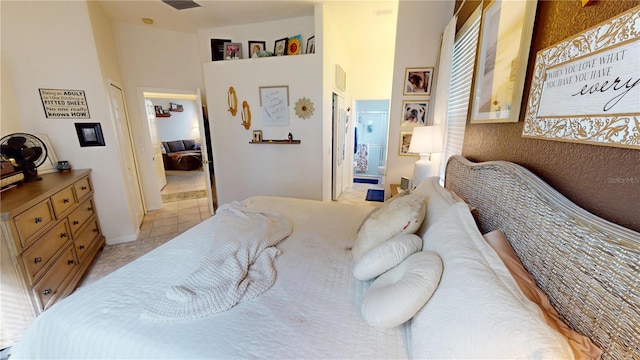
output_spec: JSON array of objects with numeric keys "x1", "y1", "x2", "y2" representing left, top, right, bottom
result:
[{"x1": 438, "y1": 5, "x2": 481, "y2": 181}]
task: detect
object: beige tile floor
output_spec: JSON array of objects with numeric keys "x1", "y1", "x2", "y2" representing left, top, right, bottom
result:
[{"x1": 80, "y1": 174, "x2": 383, "y2": 287}]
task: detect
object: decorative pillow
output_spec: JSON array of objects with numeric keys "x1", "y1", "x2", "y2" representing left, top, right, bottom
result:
[
  {"x1": 411, "y1": 177, "x2": 458, "y2": 238},
  {"x1": 361, "y1": 251, "x2": 442, "y2": 328},
  {"x1": 411, "y1": 203, "x2": 573, "y2": 359},
  {"x1": 167, "y1": 140, "x2": 186, "y2": 152},
  {"x1": 352, "y1": 192, "x2": 426, "y2": 261},
  {"x1": 483, "y1": 230, "x2": 603, "y2": 360},
  {"x1": 353, "y1": 233, "x2": 422, "y2": 281}
]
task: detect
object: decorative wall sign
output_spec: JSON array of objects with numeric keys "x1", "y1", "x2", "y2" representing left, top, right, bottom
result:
[
  {"x1": 522, "y1": 5, "x2": 640, "y2": 149},
  {"x1": 39, "y1": 89, "x2": 90, "y2": 119},
  {"x1": 259, "y1": 86, "x2": 289, "y2": 127},
  {"x1": 294, "y1": 97, "x2": 314, "y2": 119}
]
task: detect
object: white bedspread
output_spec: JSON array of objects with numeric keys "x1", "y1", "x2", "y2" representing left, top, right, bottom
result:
[
  {"x1": 11, "y1": 196, "x2": 409, "y2": 359},
  {"x1": 142, "y1": 202, "x2": 292, "y2": 321}
]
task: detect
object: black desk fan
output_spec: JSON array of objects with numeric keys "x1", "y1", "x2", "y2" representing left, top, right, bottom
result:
[{"x1": 0, "y1": 133, "x2": 49, "y2": 182}]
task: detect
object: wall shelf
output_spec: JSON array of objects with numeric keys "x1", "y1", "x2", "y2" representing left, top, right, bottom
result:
[{"x1": 250, "y1": 139, "x2": 301, "y2": 144}]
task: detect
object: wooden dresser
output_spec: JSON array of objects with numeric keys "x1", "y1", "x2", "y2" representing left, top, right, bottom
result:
[{"x1": 0, "y1": 169, "x2": 105, "y2": 348}]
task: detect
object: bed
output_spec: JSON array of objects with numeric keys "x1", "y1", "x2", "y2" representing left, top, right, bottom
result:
[{"x1": 10, "y1": 155, "x2": 639, "y2": 359}]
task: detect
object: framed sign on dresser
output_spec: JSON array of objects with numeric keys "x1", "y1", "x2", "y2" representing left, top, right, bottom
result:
[{"x1": 0, "y1": 169, "x2": 105, "y2": 348}]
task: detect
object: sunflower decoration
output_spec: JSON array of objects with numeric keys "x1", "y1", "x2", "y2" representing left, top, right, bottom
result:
[
  {"x1": 295, "y1": 97, "x2": 314, "y2": 120},
  {"x1": 287, "y1": 35, "x2": 302, "y2": 55}
]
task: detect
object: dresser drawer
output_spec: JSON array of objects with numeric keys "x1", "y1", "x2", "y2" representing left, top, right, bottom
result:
[
  {"x1": 13, "y1": 199, "x2": 54, "y2": 247},
  {"x1": 73, "y1": 177, "x2": 92, "y2": 201},
  {"x1": 50, "y1": 185, "x2": 77, "y2": 218},
  {"x1": 21, "y1": 220, "x2": 71, "y2": 284},
  {"x1": 33, "y1": 246, "x2": 77, "y2": 311},
  {"x1": 68, "y1": 198, "x2": 95, "y2": 236},
  {"x1": 74, "y1": 218, "x2": 100, "y2": 264}
]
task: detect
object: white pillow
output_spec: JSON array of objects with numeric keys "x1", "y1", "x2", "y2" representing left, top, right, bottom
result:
[
  {"x1": 412, "y1": 177, "x2": 458, "y2": 238},
  {"x1": 352, "y1": 192, "x2": 426, "y2": 261},
  {"x1": 353, "y1": 233, "x2": 422, "y2": 281},
  {"x1": 361, "y1": 251, "x2": 443, "y2": 328},
  {"x1": 411, "y1": 203, "x2": 573, "y2": 359}
]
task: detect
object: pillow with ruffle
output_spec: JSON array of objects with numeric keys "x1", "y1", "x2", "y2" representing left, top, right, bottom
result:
[
  {"x1": 352, "y1": 192, "x2": 426, "y2": 261},
  {"x1": 353, "y1": 233, "x2": 422, "y2": 281}
]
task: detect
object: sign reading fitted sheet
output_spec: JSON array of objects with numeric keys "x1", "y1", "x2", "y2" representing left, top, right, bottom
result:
[
  {"x1": 259, "y1": 86, "x2": 289, "y2": 127},
  {"x1": 522, "y1": 6, "x2": 640, "y2": 149},
  {"x1": 39, "y1": 89, "x2": 90, "y2": 119}
]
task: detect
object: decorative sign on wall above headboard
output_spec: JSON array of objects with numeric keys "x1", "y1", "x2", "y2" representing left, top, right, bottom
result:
[
  {"x1": 39, "y1": 88, "x2": 90, "y2": 119},
  {"x1": 522, "y1": 5, "x2": 640, "y2": 149}
]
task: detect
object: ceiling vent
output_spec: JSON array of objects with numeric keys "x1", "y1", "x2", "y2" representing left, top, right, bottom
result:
[{"x1": 161, "y1": 0, "x2": 201, "y2": 10}]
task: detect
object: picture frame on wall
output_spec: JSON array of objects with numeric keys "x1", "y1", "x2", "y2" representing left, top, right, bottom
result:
[
  {"x1": 274, "y1": 37, "x2": 289, "y2": 56},
  {"x1": 287, "y1": 35, "x2": 302, "y2": 55},
  {"x1": 400, "y1": 100, "x2": 430, "y2": 127},
  {"x1": 248, "y1": 41, "x2": 266, "y2": 58},
  {"x1": 75, "y1": 122, "x2": 105, "y2": 147},
  {"x1": 403, "y1": 67, "x2": 434, "y2": 95},
  {"x1": 399, "y1": 130, "x2": 417, "y2": 156},
  {"x1": 252, "y1": 130, "x2": 263, "y2": 143},
  {"x1": 306, "y1": 36, "x2": 315, "y2": 54},
  {"x1": 223, "y1": 42, "x2": 242, "y2": 60},
  {"x1": 470, "y1": 0, "x2": 537, "y2": 123}
]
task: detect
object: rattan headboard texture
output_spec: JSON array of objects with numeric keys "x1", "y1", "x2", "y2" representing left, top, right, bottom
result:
[{"x1": 444, "y1": 155, "x2": 639, "y2": 359}]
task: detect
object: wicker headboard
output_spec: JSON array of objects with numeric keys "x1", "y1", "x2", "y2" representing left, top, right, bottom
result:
[{"x1": 444, "y1": 155, "x2": 639, "y2": 359}]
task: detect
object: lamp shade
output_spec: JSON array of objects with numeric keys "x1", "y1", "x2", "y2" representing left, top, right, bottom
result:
[{"x1": 408, "y1": 126, "x2": 443, "y2": 154}]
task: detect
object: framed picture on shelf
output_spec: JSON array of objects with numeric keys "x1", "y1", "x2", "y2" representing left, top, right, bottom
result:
[
  {"x1": 75, "y1": 123, "x2": 105, "y2": 147},
  {"x1": 252, "y1": 130, "x2": 263, "y2": 143},
  {"x1": 248, "y1": 41, "x2": 266, "y2": 58},
  {"x1": 287, "y1": 35, "x2": 302, "y2": 55},
  {"x1": 403, "y1": 67, "x2": 434, "y2": 95},
  {"x1": 223, "y1": 42, "x2": 242, "y2": 60},
  {"x1": 306, "y1": 36, "x2": 315, "y2": 54},
  {"x1": 400, "y1": 100, "x2": 430, "y2": 127},
  {"x1": 398, "y1": 130, "x2": 416, "y2": 156},
  {"x1": 210, "y1": 38, "x2": 231, "y2": 61},
  {"x1": 274, "y1": 37, "x2": 288, "y2": 56}
]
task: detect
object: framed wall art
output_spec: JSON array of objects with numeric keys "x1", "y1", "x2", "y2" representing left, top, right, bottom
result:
[
  {"x1": 403, "y1": 67, "x2": 434, "y2": 95},
  {"x1": 522, "y1": 5, "x2": 640, "y2": 149},
  {"x1": 398, "y1": 130, "x2": 417, "y2": 156},
  {"x1": 306, "y1": 36, "x2": 315, "y2": 54},
  {"x1": 470, "y1": 0, "x2": 538, "y2": 123},
  {"x1": 75, "y1": 122, "x2": 105, "y2": 147},
  {"x1": 259, "y1": 85, "x2": 290, "y2": 127},
  {"x1": 401, "y1": 100, "x2": 430, "y2": 127},
  {"x1": 223, "y1": 42, "x2": 242, "y2": 60}
]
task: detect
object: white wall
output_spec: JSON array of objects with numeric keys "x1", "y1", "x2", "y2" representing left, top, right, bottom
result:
[
  {"x1": 203, "y1": 54, "x2": 323, "y2": 205},
  {"x1": 1, "y1": 1, "x2": 136, "y2": 245},
  {"x1": 151, "y1": 100, "x2": 200, "y2": 142},
  {"x1": 385, "y1": 1, "x2": 454, "y2": 192},
  {"x1": 111, "y1": 22, "x2": 204, "y2": 210}
]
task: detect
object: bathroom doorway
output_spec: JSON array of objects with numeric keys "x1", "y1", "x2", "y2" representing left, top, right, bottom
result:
[{"x1": 353, "y1": 100, "x2": 390, "y2": 187}]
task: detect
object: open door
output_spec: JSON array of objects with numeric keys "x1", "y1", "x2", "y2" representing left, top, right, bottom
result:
[
  {"x1": 144, "y1": 99, "x2": 167, "y2": 191},
  {"x1": 109, "y1": 83, "x2": 144, "y2": 227},
  {"x1": 332, "y1": 93, "x2": 347, "y2": 200},
  {"x1": 194, "y1": 90, "x2": 216, "y2": 215}
]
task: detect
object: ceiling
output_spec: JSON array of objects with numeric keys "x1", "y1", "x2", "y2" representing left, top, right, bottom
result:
[{"x1": 96, "y1": 0, "x2": 319, "y2": 33}]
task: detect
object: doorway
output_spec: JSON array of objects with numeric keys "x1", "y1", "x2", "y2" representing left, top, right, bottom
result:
[{"x1": 353, "y1": 100, "x2": 390, "y2": 186}]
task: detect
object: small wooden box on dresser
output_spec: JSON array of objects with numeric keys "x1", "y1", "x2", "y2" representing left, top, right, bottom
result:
[{"x1": 0, "y1": 169, "x2": 105, "y2": 348}]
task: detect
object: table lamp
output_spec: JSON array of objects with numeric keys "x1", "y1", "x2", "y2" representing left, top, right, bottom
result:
[{"x1": 408, "y1": 125, "x2": 443, "y2": 186}]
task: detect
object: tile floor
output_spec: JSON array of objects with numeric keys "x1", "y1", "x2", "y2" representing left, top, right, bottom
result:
[{"x1": 80, "y1": 174, "x2": 383, "y2": 287}]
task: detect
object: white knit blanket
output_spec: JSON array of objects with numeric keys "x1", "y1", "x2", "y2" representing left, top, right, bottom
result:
[{"x1": 142, "y1": 202, "x2": 292, "y2": 321}]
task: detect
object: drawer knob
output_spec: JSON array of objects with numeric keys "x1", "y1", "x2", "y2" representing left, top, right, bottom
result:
[
  {"x1": 87, "y1": 207, "x2": 93, "y2": 212},
  {"x1": 67, "y1": 259, "x2": 75, "y2": 265},
  {"x1": 73, "y1": 220, "x2": 79, "y2": 225},
  {"x1": 81, "y1": 186, "x2": 87, "y2": 190},
  {"x1": 92, "y1": 228, "x2": 98, "y2": 233},
  {"x1": 34, "y1": 217, "x2": 43, "y2": 224},
  {"x1": 33, "y1": 257, "x2": 42, "y2": 264},
  {"x1": 63, "y1": 198, "x2": 69, "y2": 203},
  {"x1": 79, "y1": 245, "x2": 85, "y2": 250},
  {"x1": 43, "y1": 288, "x2": 52, "y2": 295},
  {"x1": 60, "y1": 233, "x2": 67, "y2": 238}
]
